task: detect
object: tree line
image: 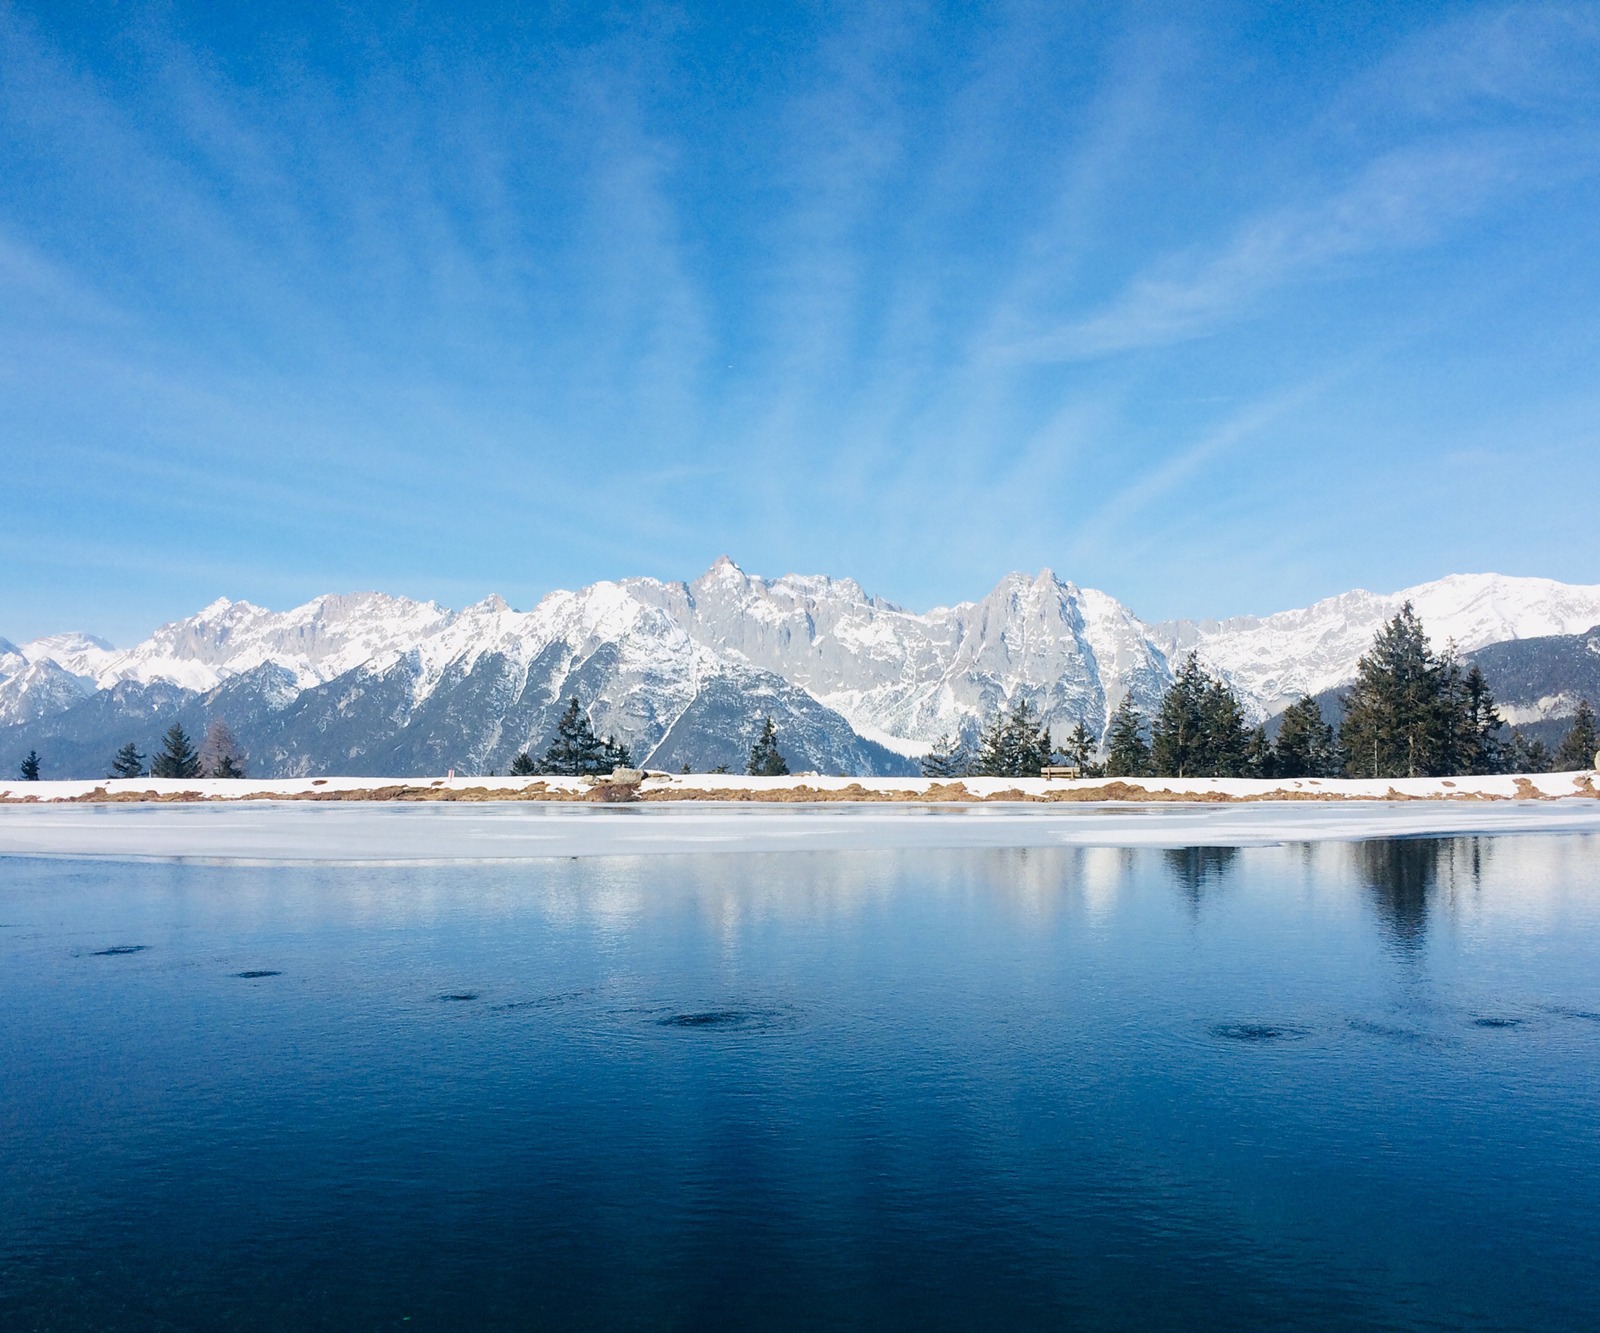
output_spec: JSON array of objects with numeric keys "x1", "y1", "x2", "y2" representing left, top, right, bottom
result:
[
  {"x1": 16, "y1": 719, "x2": 249, "y2": 782},
  {"x1": 505, "y1": 698, "x2": 794, "y2": 778},
  {"x1": 14, "y1": 611, "x2": 1597, "y2": 784},
  {"x1": 919, "y1": 603, "x2": 1598, "y2": 780}
]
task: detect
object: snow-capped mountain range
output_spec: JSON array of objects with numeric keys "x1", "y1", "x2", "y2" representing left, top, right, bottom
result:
[{"x1": 4, "y1": 561, "x2": 1600, "y2": 779}]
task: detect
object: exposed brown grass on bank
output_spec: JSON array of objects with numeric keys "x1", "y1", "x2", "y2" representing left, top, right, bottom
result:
[{"x1": 7, "y1": 775, "x2": 1600, "y2": 806}]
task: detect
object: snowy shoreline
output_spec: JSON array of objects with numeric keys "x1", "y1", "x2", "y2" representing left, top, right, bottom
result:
[
  {"x1": 1, "y1": 774, "x2": 1598, "y2": 863},
  {"x1": 1, "y1": 770, "x2": 1596, "y2": 806}
]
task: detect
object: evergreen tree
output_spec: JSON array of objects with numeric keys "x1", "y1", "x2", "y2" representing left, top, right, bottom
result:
[
  {"x1": 151, "y1": 723, "x2": 201, "y2": 779},
  {"x1": 1244, "y1": 725, "x2": 1273, "y2": 778},
  {"x1": 19, "y1": 750, "x2": 41, "y2": 781},
  {"x1": 1103, "y1": 696, "x2": 1151, "y2": 777},
  {"x1": 747, "y1": 717, "x2": 789, "y2": 776},
  {"x1": 1554, "y1": 700, "x2": 1598, "y2": 771},
  {"x1": 1063, "y1": 720, "x2": 1097, "y2": 775},
  {"x1": 1151, "y1": 654, "x2": 1211, "y2": 778},
  {"x1": 1339, "y1": 603, "x2": 1447, "y2": 779},
  {"x1": 976, "y1": 698, "x2": 1051, "y2": 777},
  {"x1": 509, "y1": 750, "x2": 538, "y2": 776},
  {"x1": 1273, "y1": 696, "x2": 1338, "y2": 778},
  {"x1": 1508, "y1": 729, "x2": 1553, "y2": 774},
  {"x1": 109, "y1": 742, "x2": 146, "y2": 779},
  {"x1": 1438, "y1": 655, "x2": 1504, "y2": 776},
  {"x1": 920, "y1": 733, "x2": 970, "y2": 779},
  {"x1": 1149, "y1": 655, "x2": 1252, "y2": 778},
  {"x1": 1201, "y1": 677, "x2": 1252, "y2": 776},
  {"x1": 199, "y1": 718, "x2": 246, "y2": 779},
  {"x1": 601, "y1": 735, "x2": 634, "y2": 771},
  {"x1": 540, "y1": 697, "x2": 609, "y2": 775},
  {"x1": 976, "y1": 709, "x2": 1010, "y2": 777}
]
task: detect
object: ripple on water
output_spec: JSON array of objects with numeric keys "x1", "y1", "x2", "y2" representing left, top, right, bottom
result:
[
  {"x1": 1540, "y1": 1005, "x2": 1600, "y2": 1023},
  {"x1": 91, "y1": 945, "x2": 148, "y2": 957},
  {"x1": 1471, "y1": 1016, "x2": 1526, "y2": 1029},
  {"x1": 1211, "y1": 1022, "x2": 1310, "y2": 1044},
  {"x1": 491, "y1": 989, "x2": 593, "y2": 1012},
  {"x1": 654, "y1": 1007, "x2": 795, "y2": 1033},
  {"x1": 439, "y1": 992, "x2": 479, "y2": 1002},
  {"x1": 1348, "y1": 1018, "x2": 1430, "y2": 1044},
  {"x1": 235, "y1": 970, "x2": 281, "y2": 979}
]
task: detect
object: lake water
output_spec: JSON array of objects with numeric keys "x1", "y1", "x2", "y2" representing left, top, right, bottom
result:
[{"x1": 3, "y1": 833, "x2": 1599, "y2": 1330}]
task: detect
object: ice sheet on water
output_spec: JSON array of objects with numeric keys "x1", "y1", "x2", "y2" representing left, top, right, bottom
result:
[{"x1": 1, "y1": 798, "x2": 1598, "y2": 864}]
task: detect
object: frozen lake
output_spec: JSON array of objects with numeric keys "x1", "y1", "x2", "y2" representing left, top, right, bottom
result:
[
  {"x1": 4, "y1": 829, "x2": 1600, "y2": 1328},
  {"x1": 3, "y1": 796, "x2": 1600, "y2": 861}
]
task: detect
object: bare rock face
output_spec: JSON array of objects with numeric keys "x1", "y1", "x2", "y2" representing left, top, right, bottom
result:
[{"x1": 7, "y1": 564, "x2": 1600, "y2": 780}]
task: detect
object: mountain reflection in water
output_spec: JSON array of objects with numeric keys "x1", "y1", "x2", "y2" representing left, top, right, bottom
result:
[{"x1": 2, "y1": 833, "x2": 1598, "y2": 1331}]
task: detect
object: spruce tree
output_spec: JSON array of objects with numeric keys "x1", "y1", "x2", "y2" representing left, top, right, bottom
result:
[
  {"x1": 1151, "y1": 653, "x2": 1210, "y2": 778},
  {"x1": 1104, "y1": 696, "x2": 1151, "y2": 777},
  {"x1": 920, "y1": 733, "x2": 969, "y2": 779},
  {"x1": 151, "y1": 724, "x2": 201, "y2": 779},
  {"x1": 601, "y1": 735, "x2": 633, "y2": 771},
  {"x1": 1273, "y1": 695, "x2": 1338, "y2": 778},
  {"x1": 1063, "y1": 720, "x2": 1097, "y2": 775},
  {"x1": 977, "y1": 699, "x2": 1051, "y2": 777},
  {"x1": 109, "y1": 742, "x2": 146, "y2": 779},
  {"x1": 1339, "y1": 603, "x2": 1446, "y2": 779},
  {"x1": 509, "y1": 750, "x2": 538, "y2": 776},
  {"x1": 1244, "y1": 725, "x2": 1273, "y2": 778},
  {"x1": 1554, "y1": 700, "x2": 1598, "y2": 771},
  {"x1": 747, "y1": 717, "x2": 789, "y2": 776},
  {"x1": 1438, "y1": 656, "x2": 1504, "y2": 776},
  {"x1": 541, "y1": 697, "x2": 609, "y2": 775},
  {"x1": 19, "y1": 750, "x2": 41, "y2": 781},
  {"x1": 976, "y1": 709, "x2": 1010, "y2": 776},
  {"x1": 1201, "y1": 677, "x2": 1252, "y2": 776},
  {"x1": 1508, "y1": 730, "x2": 1553, "y2": 774}
]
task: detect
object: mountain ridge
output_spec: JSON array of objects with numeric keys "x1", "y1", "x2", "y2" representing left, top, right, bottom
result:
[{"x1": 6, "y1": 563, "x2": 1600, "y2": 779}]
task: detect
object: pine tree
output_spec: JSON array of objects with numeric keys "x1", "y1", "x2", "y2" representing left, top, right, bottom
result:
[
  {"x1": 540, "y1": 697, "x2": 609, "y2": 775},
  {"x1": 747, "y1": 717, "x2": 789, "y2": 776},
  {"x1": 199, "y1": 718, "x2": 246, "y2": 779},
  {"x1": 1201, "y1": 677, "x2": 1252, "y2": 776},
  {"x1": 151, "y1": 723, "x2": 201, "y2": 779},
  {"x1": 920, "y1": 733, "x2": 970, "y2": 779},
  {"x1": 976, "y1": 709, "x2": 1010, "y2": 777},
  {"x1": 1339, "y1": 603, "x2": 1447, "y2": 779},
  {"x1": 1104, "y1": 696, "x2": 1151, "y2": 777},
  {"x1": 1438, "y1": 655, "x2": 1504, "y2": 776},
  {"x1": 976, "y1": 698, "x2": 1051, "y2": 777},
  {"x1": 1273, "y1": 695, "x2": 1338, "y2": 778},
  {"x1": 1554, "y1": 700, "x2": 1598, "y2": 771},
  {"x1": 19, "y1": 750, "x2": 41, "y2": 781},
  {"x1": 509, "y1": 750, "x2": 538, "y2": 776},
  {"x1": 1063, "y1": 720, "x2": 1097, "y2": 775},
  {"x1": 1151, "y1": 654, "x2": 1210, "y2": 778},
  {"x1": 1508, "y1": 729, "x2": 1553, "y2": 774},
  {"x1": 601, "y1": 735, "x2": 633, "y2": 771},
  {"x1": 109, "y1": 742, "x2": 146, "y2": 779},
  {"x1": 1244, "y1": 725, "x2": 1273, "y2": 778}
]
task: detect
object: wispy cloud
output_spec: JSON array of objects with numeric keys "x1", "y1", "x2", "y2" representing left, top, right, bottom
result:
[{"x1": 3, "y1": 0, "x2": 1600, "y2": 638}]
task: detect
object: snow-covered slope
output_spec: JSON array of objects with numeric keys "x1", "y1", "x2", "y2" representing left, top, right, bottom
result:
[
  {"x1": 1157, "y1": 574, "x2": 1600, "y2": 715},
  {"x1": 6, "y1": 564, "x2": 1600, "y2": 778}
]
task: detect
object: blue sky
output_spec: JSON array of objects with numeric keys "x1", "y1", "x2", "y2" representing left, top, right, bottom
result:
[{"x1": 3, "y1": 0, "x2": 1598, "y2": 644}]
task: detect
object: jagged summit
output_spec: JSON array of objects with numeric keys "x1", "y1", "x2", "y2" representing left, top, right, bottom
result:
[{"x1": 6, "y1": 564, "x2": 1600, "y2": 779}]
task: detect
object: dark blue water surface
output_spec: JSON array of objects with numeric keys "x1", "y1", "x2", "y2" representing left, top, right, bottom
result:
[{"x1": 3, "y1": 835, "x2": 1600, "y2": 1330}]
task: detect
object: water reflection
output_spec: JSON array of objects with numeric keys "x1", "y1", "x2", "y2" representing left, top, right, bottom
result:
[
  {"x1": 1353, "y1": 836, "x2": 1492, "y2": 954},
  {"x1": 1355, "y1": 839, "x2": 1440, "y2": 951},
  {"x1": 1162, "y1": 846, "x2": 1239, "y2": 905},
  {"x1": 3, "y1": 839, "x2": 1600, "y2": 1331}
]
